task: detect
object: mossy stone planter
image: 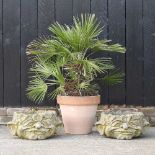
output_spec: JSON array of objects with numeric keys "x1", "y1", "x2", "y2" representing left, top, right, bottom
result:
[
  {"x1": 96, "y1": 109, "x2": 150, "y2": 140},
  {"x1": 7, "y1": 110, "x2": 62, "y2": 140}
]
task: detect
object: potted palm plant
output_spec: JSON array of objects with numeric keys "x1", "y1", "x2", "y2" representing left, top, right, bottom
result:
[{"x1": 26, "y1": 14, "x2": 125, "y2": 134}]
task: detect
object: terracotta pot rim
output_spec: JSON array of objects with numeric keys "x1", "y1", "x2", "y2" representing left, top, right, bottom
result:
[
  {"x1": 57, "y1": 95, "x2": 100, "y2": 106},
  {"x1": 57, "y1": 95, "x2": 100, "y2": 97}
]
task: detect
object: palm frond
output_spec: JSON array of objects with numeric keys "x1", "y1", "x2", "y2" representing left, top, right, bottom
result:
[
  {"x1": 50, "y1": 64, "x2": 65, "y2": 85},
  {"x1": 30, "y1": 58, "x2": 53, "y2": 79},
  {"x1": 76, "y1": 58, "x2": 114, "y2": 78},
  {"x1": 49, "y1": 22, "x2": 72, "y2": 46},
  {"x1": 27, "y1": 78, "x2": 47, "y2": 103},
  {"x1": 49, "y1": 14, "x2": 103, "y2": 53},
  {"x1": 26, "y1": 14, "x2": 125, "y2": 103},
  {"x1": 91, "y1": 40, "x2": 126, "y2": 53},
  {"x1": 73, "y1": 14, "x2": 103, "y2": 39},
  {"x1": 48, "y1": 86, "x2": 65, "y2": 99},
  {"x1": 77, "y1": 81, "x2": 90, "y2": 90},
  {"x1": 27, "y1": 37, "x2": 55, "y2": 56},
  {"x1": 102, "y1": 70, "x2": 125, "y2": 86}
]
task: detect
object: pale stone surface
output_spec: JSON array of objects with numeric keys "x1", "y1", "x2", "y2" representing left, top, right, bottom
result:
[
  {"x1": 0, "y1": 126, "x2": 155, "y2": 155},
  {"x1": 0, "y1": 108, "x2": 7, "y2": 116},
  {"x1": 150, "y1": 117, "x2": 155, "y2": 126},
  {"x1": 7, "y1": 108, "x2": 30, "y2": 116},
  {"x1": 138, "y1": 107, "x2": 155, "y2": 117},
  {"x1": 7, "y1": 110, "x2": 62, "y2": 140},
  {"x1": 96, "y1": 110, "x2": 150, "y2": 140},
  {"x1": 0, "y1": 116, "x2": 12, "y2": 125}
]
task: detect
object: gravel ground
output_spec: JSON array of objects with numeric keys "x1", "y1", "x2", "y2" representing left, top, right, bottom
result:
[{"x1": 0, "y1": 126, "x2": 155, "y2": 155}]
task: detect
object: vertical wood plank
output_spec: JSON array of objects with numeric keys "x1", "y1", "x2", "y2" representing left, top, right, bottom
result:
[
  {"x1": 38, "y1": 0, "x2": 55, "y2": 35},
  {"x1": 91, "y1": 0, "x2": 108, "y2": 38},
  {"x1": 126, "y1": 0, "x2": 143, "y2": 105},
  {"x1": 0, "y1": 0, "x2": 155, "y2": 107},
  {"x1": 38, "y1": 0, "x2": 55, "y2": 106},
  {"x1": 55, "y1": 0, "x2": 73, "y2": 24},
  {"x1": 143, "y1": 0, "x2": 155, "y2": 106},
  {"x1": 3, "y1": 0, "x2": 20, "y2": 107},
  {"x1": 21, "y1": 0, "x2": 38, "y2": 106},
  {"x1": 0, "y1": 0, "x2": 3, "y2": 107},
  {"x1": 108, "y1": 0, "x2": 126, "y2": 104},
  {"x1": 73, "y1": 0, "x2": 90, "y2": 16},
  {"x1": 91, "y1": 0, "x2": 108, "y2": 104}
]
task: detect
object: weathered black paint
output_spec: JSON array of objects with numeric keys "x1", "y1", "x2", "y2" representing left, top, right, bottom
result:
[
  {"x1": 3, "y1": 0, "x2": 20, "y2": 107},
  {"x1": 0, "y1": 0, "x2": 155, "y2": 107}
]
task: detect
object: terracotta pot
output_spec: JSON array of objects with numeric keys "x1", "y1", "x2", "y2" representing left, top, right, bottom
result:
[{"x1": 57, "y1": 95, "x2": 100, "y2": 134}]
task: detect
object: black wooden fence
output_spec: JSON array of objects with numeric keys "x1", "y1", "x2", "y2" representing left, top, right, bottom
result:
[{"x1": 0, "y1": 0, "x2": 155, "y2": 107}]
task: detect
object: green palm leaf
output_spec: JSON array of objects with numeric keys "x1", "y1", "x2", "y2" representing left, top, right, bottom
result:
[{"x1": 27, "y1": 78, "x2": 47, "y2": 103}]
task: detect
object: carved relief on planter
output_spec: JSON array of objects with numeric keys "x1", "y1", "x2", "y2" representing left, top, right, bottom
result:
[
  {"x1": 7, "y1": 110, "x2": 62, "y2": 140},
  {"x1": 96, "y1": 109, "x2": 150, "y2": 140}
]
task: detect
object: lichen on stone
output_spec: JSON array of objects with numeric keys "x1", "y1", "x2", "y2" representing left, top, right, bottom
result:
[
  {"x1": 95, "y1": 109, "x2": 150, "y2": 140},
  {"x1": 7, "y1": 109, "x2": 62, "y2": 140}
]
